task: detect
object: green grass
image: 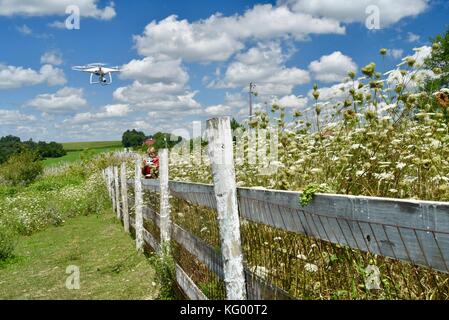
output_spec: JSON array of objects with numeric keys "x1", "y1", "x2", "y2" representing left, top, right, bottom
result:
[
  {"x1": 42, "y1": 140, "x2": 123, "y2": 167},
  {"x1": 0, "y1": 213, "x2": 159, "y2": 300},
  {"x1": 62, "y1": 141, "x2": 122, "y2": 152},
  {"x1": 42, "y1": 147, "x2": 121, "y2": 167}
]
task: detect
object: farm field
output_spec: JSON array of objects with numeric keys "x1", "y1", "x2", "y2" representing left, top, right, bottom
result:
[
  {"x1": 62, "y1": 141, "x2": 122, "y2": 151},
  {"x1": 42, "y1": 146, "x2": 122, "y2": 167},
  {"x1": 0, "y1": 213, "x2": 158, "y2": 299}
]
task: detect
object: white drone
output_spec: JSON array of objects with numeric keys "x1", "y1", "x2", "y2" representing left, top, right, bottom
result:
[{"x1": 72, "y1": 63, "x2": 121, "y2": 85}]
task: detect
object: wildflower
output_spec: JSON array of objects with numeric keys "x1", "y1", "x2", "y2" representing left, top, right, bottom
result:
[
  {"x1": 422, "y1": 159, "x2": 432, "y2": 170},
  {"x1": 293, "y1": 110, "x2": 302, "y2": 117},
  {"x1": 344, "y1": 109, "x2": 356, "y2": 121},
  {"x1": 435, "y1": 90, "x2": 449, "y2": 109},
  {"x1": 296, "y1": 254, "x2": 307, "y2": 261},
  {"x1": 374, "y1": 172, "x2": 394, "y2": 181},
  {"x1": 361, "y1": 63, "x2": 376, "y2": 77},
  {"x1": 396, "y1": 162, "x2": 407, "y2": 170},
  {"x1": 369, "y1": 81, "x2": 384, "y2": 89},
  {"x1": 432, "y1": 42, "x2": 441, "y2": 50},
  {"x1": 380, "y1": 48, "x2": 387, "y2": 56},
  {"x1": 305, "y1": 263, "x2": 319, "y2": 273},
  {"x1": 405, "y1": 56, "x2": 416, "y2": 67},
  {"x1": 252, "y1": 266, "x2": 269, "y2": 279},
  {"x1": 433, "y1": 67, "x2": 442, "y2": 75}
]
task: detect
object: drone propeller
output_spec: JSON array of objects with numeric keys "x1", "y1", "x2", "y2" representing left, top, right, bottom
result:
[{"x1": 87, "y1": 62, "x2": 108, "y2": 67}]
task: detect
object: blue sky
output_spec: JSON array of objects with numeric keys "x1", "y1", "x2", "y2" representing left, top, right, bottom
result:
[{"x1": 0, "y1": 0, "x2": 448, "y2": 142}]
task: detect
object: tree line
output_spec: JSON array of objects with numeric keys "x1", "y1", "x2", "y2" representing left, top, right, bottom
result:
[
  {"x1": 0, "y1": 135, "x2": 66, "y2": 164},
  {"x1": 122, "y1": 129, "x2": 183, "y2": 150},
  {"x1": 121, "y1": 118, "x2": 242, "y2": 151}
]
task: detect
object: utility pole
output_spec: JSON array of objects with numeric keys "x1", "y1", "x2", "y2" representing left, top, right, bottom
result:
[{"x1": 249, "y1": 82, "x2": 256, "y2": 118}]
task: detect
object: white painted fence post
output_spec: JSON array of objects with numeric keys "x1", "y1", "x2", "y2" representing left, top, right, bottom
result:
[
  {"x1": 121, "y1": 162, "x2": 130, "y2": 233},
  {"x1": 206, "y1": 117, "x2": 247, "y2": 300},
  {"x1": 113, "y1": 166, "x2": 121, "y2": 219},
  {"x1": 159, "y1": 149, "x2": 171, "y2": 245},
  {"x1": 105, "y1": 168, "x2": 110, "y2": 198},
  {"x1": 110, "y1": 167, "x2": 116, "y2": 213},
  {"x1": 135, "y1": 158, "x2": 144, "y2": 251}
]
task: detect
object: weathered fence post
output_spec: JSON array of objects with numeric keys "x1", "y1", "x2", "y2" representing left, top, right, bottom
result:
[
  {"x1": 135, "y1": 158, "x2": 144, "y2": 251},
  {"x1": 159, "y1": 149, "x2": 171, "y2": 245},
  {"x1": 113, "y1": 166, "x2": 121, "y2": 219},
  {"x1": 206, "y1": 116, "x2": 247, "y2": 300},
  {"x1": 121, "y1": 162, "x2": 130, "y2": 233},
  {"x1": 105, "y1": 168, "x2": 110, "y2": 198},
  {"x1": 109, "y1": 167, "x2": 116, "y2": 213}
]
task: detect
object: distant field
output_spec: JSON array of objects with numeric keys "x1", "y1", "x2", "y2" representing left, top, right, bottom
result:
[
  {"x1": 62, "y1": 141, "x2": 122, "y2": 151},
  {"x1": 42, "y1": 144, "x2": 123, "y2": 167}
]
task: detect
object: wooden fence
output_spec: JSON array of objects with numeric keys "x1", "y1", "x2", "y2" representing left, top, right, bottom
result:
[{"x1": 103, "y1": 117, "x2": 449, "y2": 300}]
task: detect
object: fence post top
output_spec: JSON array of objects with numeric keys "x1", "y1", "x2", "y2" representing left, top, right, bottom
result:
[{"x1": 206, "y1": 116, "x2": 231, "y2": 128}]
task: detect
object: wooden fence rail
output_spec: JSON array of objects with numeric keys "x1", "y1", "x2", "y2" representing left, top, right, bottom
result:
[{"x1": 134, "y1": 178, "x2": 449, "y2": 274}]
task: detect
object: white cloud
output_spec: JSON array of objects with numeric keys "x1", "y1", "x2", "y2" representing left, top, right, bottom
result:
[
  {"x1": 308, "y1": 51, "x2": 357, "y2": 83},
  {"x1": 113, "y1": 81, "x2": 201, "y2": 112},
  {"x1": 16, "y1": 24, "x2": 32, "y2": 35},
  {"x1": 41, "y1": 51, "x2": 63, "y2": 66},
  {"x1": 134, "y1": 4, "x2": 345, "y2": 62},
  {"x1": 135, "y1": 15, "x2": 244, "y2": 62},
  {"x1": 0, "y1": 64, "x2": 66, "y2": 89},
  {"x1": 120, "y1": 57, "x2": 188, "y2": 85},
  {"x1": 282, "y1": 0, "x2": 429, "y2": 28},
  {"x1": 204, "y1": 104, "x2": 233, "y2": 116},
  {"x1": 388, "y1": 49, "x2": 404, "y2": 59},
  {"x1": 68, "y1": 104, "x2": 130, "y2": 124},
  {"x1": 0, "y1": 109, "x2": 36, "y2": 125},
  {"x1": 26, "y1": 87, "x2": 87, "y2": 114},
  {"x1": 407, "y1": 32, "x2": 421, "y2": 43},
  {"x1": 218, "y1": 42, "x2": 310, "y2": 96},
  {"x1": 48, "y1": 21, "x2": 66, "y2": 29},
  {"x1": 277, "y1": 95, "x2": 309, "y2": 109},
  {"x1": 0, "y1": 0, "x2": 116, "y2": 20}
]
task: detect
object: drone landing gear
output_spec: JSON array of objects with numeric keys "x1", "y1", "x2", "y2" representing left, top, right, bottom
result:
[{"x1": 90, "y1": 72, "x2": 113, "y2": 85}]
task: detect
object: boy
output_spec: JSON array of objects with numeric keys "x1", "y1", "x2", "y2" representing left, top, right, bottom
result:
[{"x1": 142, "y1": 148, "x2": 159, "y2": 179}]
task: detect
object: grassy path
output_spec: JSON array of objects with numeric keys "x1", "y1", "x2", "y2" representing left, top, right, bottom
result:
[{"x1": 0, "y1": 213, "x2": 159, "y2": 300}]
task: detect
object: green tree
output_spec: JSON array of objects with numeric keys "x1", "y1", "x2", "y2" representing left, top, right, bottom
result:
[
  {"x1": 122, "y1": 129, "x2": 146, "y2": 148},
  {"x1": 425, "y1": 27, "x2": 449, "y2": 91},
  {"x1": 230, "y1": 118, "x2": 243, "y2": 131},
  {"x1": 153, "y1": 132, "x2": 182, "y2": 150},
  {"x1": 0, "y1": 135, "x2": 24, "y2": 164},
  {"x1": 0, "y1": 151, "x2": 43, "y2": 186}
]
